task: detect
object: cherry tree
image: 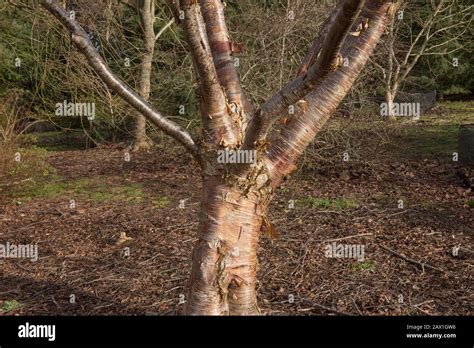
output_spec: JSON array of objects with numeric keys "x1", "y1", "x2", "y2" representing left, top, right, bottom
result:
[{"x1": 42, "y1": 0, "x2": 399, "y2": 315}]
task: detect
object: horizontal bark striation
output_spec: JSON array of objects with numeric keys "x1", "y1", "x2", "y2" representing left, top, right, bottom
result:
[
  {"x1": 185, "y1": 176, "x2": 263, "y2": 315},
  {"x1": 44, "y1": 0, "x2": 399, "y2": 316},
  {"x1": 244, "y1": 0, "x2": 365, "y2": 149},
  {"x1": 181, "y1": 0, "x2": 238, "y2": 146},
  {"x1": 200, "y1": 0, "x2": 254, "y2": 133},
  {"x1": 266, "y1": 1, "x2": 397, "y2": 185}
]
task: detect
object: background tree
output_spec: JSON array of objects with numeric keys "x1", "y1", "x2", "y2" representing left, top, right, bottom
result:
[
  {"x1": 42, "y1": 0, "x2": 398, "y2": 315},
  {"x1": 128, "y1": 0, "x2": 176, "y2": 151},
  {"x1": 372, "y1": 0, "x2": 473, "y2": 119}
]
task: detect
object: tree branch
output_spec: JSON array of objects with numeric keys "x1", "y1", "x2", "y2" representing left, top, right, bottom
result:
[
  {"x1": 155, "y1": 18, "x2": 175, "y2": 42},
  {"x1": 264, "y1": 0, "x2": 400, "y2": 185},
  {"x1": 180, "y1": 0, "x2": 238, "y2": 146},
  {"x1": 199, "y1": 0, "x2": 254, "y2": 127},
  {"x1": 243, "y1": 0, "x2": 365, "y2": 150},
  {"x1": 41, "y1": 0, "x2": 201, "y2": 163},
  {"x1": 297, "y1": 14, "x2": 333, "y2": 77}
]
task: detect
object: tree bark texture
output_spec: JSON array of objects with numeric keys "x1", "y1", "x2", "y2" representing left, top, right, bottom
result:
[
  {"x1": 185, "y1": 176, "x2": 264, "y2": 315},
  {"x1": 42, "y1": 0, "x2": 399, "y2": 315}
]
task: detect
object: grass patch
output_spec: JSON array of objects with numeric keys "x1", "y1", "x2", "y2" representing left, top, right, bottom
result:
[
  {"x1": 152, "y1": 196, "x2": 170, "y2": 208},
  {"x1": 296, "y1": 197, "x2": 358, "y2": 210},
  {"x1": 441, "y1": 101, "x2": 474, "y2": 121},
  {"x1": 11, "y1": 176, "x2": 144, "y2": 203},
  {"x1": 352, "y1": 260, "x2": 376, "y2": 271},
  {"x1": 467, "y1": 199, "x2": 474, "y2": 208},
  {"x1": 0, "y1": 145, "x2": 53, "y2": 186},
  {"x1": 1, "y1": 299, "x2": 23, "y2": 313},
  {"x1": 395, "y1": 124, "x2": 459, "y2": 159},
  {"x1": 390, "y1": 101, "x2": 474, "y2": 159}
]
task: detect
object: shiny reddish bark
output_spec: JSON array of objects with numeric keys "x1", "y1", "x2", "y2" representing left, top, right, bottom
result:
[
  {"x1": 185, "y1": 177, "x2": 263, "y2": 315},
  {"x1": 43, "y1": 0, "x2": 399, "y2": 316},
  {"x1": 265, "y1": 1, "x2": 399, "y2": 185}
]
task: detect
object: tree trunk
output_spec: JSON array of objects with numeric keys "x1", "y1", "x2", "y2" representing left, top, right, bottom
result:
[
  {"x1": 133, "y1": 0, "x2": 155, "y2": 151},
  {"x1": 386, "y1": 90, "x2": 396, "y2": 121},
  {"x1": 42, "y1": 0, "x2": 399, "y2": 317},
  {"x1": 184, "y1": 176, "x2": 265, "y2": 315}
]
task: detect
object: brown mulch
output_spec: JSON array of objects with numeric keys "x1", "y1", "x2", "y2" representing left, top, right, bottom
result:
[{"x1": 0, "y1": 144, "x2": 472, "y2": 316}]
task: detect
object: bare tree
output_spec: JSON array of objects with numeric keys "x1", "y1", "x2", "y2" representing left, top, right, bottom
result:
[
  {"x1": 125, "y1": 0, "x2": 176, "y2": 150},
  {"x1": 374, "y1": 0, "x2": 473, "y2": 119},
  {"x1": 42, "y1": 0, "x2": 399, "y2": 315}
]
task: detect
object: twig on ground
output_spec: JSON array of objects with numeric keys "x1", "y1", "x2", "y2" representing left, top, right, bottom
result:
[
  {"x1": 301, "y1": 299, "x2": 353, "y2": 316},
  {"x1": 378, "y1": 210, "x2": 408, "y2": 220},
  {"x1": 379, "y1": 244, "x2": 445, "y2": 273},
  {"x1": 324, "y1": 233, "x2": 373, "y2": 243}
]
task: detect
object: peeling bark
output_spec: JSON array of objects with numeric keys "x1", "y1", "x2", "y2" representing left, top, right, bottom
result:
[
  {"x1": 42, "y1": 0, "x2": 399, "y2": 316},
  {"x1": 181, "y1": 0, "x2": 238, "y2": 146},
  {"x1": 185, "y1": 176, "x2": 264, "y2": 315},
  {"x1": 265, "y1": 1, "x2": 400, "y2": 185},
  {"x1": 244, "y1": 0, "x2": 365, "y2": 149},
  {"x1": 200, "y1": 0, "x2": 254, "y2": 133}
]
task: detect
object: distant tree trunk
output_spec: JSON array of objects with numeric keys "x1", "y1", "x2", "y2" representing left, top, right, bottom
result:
[
  {"x1": 133, "y1": 0, "x2": 155, "y2": 151},
  {"x1": 385, "y1": 89, "x2": 396, "y2": 121}
]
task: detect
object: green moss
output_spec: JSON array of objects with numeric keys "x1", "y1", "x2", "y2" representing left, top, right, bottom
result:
[
  {"x1": 152, "y1": 196, "x2": 170, "y2": 208},
  {"x1": 467, "y1": 199, "x2": 474, "y2": 208},
  {"x1": 1, "y1": 299, "x2": 22, "y2": 313},
  {"x1": 296, "y1": 197, "x2": 358, "y2": 210},
  {"x1": 12, "y1": 176, "x2": 144, "y2": 203},
  {"x1": 352, "y1": 260, "x2": 376, "y2": 271},
  {"x1": 108, "y1": 184, "x2": 143, "y2": 203}
]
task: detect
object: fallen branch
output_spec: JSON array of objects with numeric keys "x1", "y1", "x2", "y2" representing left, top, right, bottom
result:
[
  {"x1": 379, "y1": 244, "x2": 445, "y2": 273},
  {"x1": 301, "y1": 299, "x2": 353, "y2": 316},
  {"x1": 324, "y1": 233, "x2": 373, "y2": 243},
  {"x1": 378, "y1": 210, "x2": 408, "y2": 220}
]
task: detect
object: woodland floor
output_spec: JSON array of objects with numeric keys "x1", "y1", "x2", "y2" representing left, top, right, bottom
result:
[{"x1": 0, "y1": 102, "x2": 473, "y2": 316}]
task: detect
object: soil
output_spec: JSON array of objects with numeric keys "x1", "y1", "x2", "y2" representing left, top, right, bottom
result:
[{"x1": 0, "y1": 143, "x2": 472, "y2": 316}]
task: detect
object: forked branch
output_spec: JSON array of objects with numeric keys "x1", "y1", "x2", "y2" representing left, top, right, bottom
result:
[
  {"x1": 264, "y1": 0, "x2": 400, "y2": 185},
  {"x1": 180, "y1": 0, "x2": 238, "y2": 146},
  {"x1": 199, "y1": 0, "x2": 254, "y2": 123},
  {"x1": 244, "y1": 0, "x2": 365, "y2": 149},
  {"x1": 297, "y1": 0, "x2": 360, "y2": 77}
]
